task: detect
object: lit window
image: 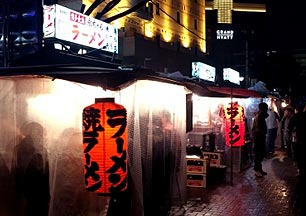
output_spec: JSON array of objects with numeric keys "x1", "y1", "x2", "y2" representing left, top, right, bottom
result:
[{"x1": 213, "y1": 0, "x2": 233, "y2": 24}]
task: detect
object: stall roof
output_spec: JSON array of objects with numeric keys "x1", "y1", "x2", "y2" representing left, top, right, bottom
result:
[
  {"x1": 2, "y1": 48, "x2": 261, "y2": 98},
  {"x1": 207, "y1": 86, "x2": 261, "y2": 98},
  {"x1": 0, "y1": 65, "x2": 260, "y2": 98}
]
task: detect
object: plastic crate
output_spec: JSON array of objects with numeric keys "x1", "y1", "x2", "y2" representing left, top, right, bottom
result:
[
  {"x1": 202, "y1": 151, "x2": 223, "y2": 167},
  {"x1": 186, "y1": 157, "x2": 209, "y2": 174},
  {"x1": 186, "y1": 173, "x2": 207, "y2": 188}
]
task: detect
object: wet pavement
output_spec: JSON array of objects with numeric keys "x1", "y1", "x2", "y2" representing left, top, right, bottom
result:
[{"x1": 170, "y1": 147, "x2": 304, "y2": 216}]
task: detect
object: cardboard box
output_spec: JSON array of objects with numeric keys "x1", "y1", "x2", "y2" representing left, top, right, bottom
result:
[
  {"x1": 186, "y1": 157, "x2": 209, "y2": 174},
  {"x1": 186, "y1": 173, "x2": 207, "y2": 188},
  {"x1": 202, "y1": 151, "x2": 223, "y2": 167}
]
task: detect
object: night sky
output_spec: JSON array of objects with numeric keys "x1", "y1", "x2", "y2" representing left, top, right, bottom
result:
[{"x1": 253, "y1": 0, "x2": 306, "y2": 96}]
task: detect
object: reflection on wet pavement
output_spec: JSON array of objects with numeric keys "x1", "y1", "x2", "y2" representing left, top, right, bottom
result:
[{"x1": 170, "y1": 148, "x2": 303, "y2": 216}]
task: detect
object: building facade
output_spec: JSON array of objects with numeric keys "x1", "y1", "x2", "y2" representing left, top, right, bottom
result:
[
  {"x1": 82, "y1": 0, "x2": 207, "y2": 75},
  {"x1": 0, "y1": 0, "x2": 267, "y2": 87},
  {"x1": 82, "y1": 0, "x2": 266, "y2": 86}
]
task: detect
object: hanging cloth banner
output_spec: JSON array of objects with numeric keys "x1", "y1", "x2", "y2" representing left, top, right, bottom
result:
[
  {"x1": 224, "y1": 101, "x2": 245, "y2": 147},
  {"x1": 82, "y1": 98, "x2": 128, "y2": 195}
]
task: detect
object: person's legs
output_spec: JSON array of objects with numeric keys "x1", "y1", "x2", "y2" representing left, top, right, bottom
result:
[
  {"x1": 281, "y1": 130, "x2": 285, "y2": 149},
  {"x1": 292, "y1": 142, "x2": 298, "y2": 161},
  {"x1": 254, "y1": 150, "x2": 265, "y2": 176},
  {"x1": 253, "y1": 136, "x2": 266, "y2": 176},
  {"x1": 299, "y1": 161, "x2": 306, "y2": 214},
  {"x1": 286, "y1": 140, "x2": 292, "y2": 158},
  {"x1": 254, "y1": 149, "x2": 262, "y2": 172},
  {"x1": 271, "y1": 128, "x2": 277, "y2": 153},
  {"x1": 267, "y1": 129, "x2": 273, "y2": 153},
  {"x1": 267, "y1": 128, "x2": 277, "y2": 154},
  {"x1": 296, "y1": 144, "x2": 303, "y2": 171}
]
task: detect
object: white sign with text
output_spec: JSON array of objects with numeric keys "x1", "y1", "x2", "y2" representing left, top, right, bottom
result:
[
  {"x1": 192, "y1": 62, "x2": 216, "y2": 82},
  {"x1": 223, "y1": 68, "x2": 240, "y2": 85},
  {"x1": 43, "y1": 4, "x2": 118, "y2": 53},
  {"x1": 216, "y1": 30, "x2": 234, "y2": 40}
]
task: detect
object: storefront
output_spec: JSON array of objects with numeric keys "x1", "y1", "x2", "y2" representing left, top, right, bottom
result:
[
  {"x1": 0, "y1": 71, "x2": 262, "y2": 215},
  {"x1": 186, "y1": 86, "x2": 262, "y2": 186},
  {"x1": 0, "y1": 73, "x2": 189, "y2": 216}
]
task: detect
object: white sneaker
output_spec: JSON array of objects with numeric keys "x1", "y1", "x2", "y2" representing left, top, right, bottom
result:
[{"x1": 255, "y1": 171, "x2": 263, "y2": 177}]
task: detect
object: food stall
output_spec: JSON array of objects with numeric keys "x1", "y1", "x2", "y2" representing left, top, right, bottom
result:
[
  {"x1": 0, "y1": 68, "x2": 262, "y2": 215},
  {"x1": 0, "y1": 73, "x2": 188, "y2": 216},
  {"x1": 186, "y1": 86, "x2": 262, "y2": 186}
]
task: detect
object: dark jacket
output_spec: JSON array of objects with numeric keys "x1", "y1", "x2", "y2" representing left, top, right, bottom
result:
[
  {"x1": 289, "y1": 110, "x2": 306, "y2": 144},
  {"x1": 252, "y1": 111, "x2": 268, "y2": 137}
]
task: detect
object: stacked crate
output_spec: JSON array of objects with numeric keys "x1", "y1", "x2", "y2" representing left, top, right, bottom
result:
[
  {"x1": 202, "y1": 151, "x2": 223, "y2": 167},
  {"x1": 186, "y1": 156, "x2": 209, "y2": 188},
  {"x1": 202, "y1": 150, "x2": 227, "y2": 183}
]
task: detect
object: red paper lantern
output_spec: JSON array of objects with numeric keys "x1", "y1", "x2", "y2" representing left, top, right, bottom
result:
[
  {"x1": 224, "y1": 101, "x2": 245, "y2": 147},
  {"x1": 82, "y1": 98, "x2": 128, "y2": 195}
]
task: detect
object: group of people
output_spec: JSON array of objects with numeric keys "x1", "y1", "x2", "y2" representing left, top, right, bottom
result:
[{"x1": 251, "y1": 101, "x2": 306, "y2": 178}]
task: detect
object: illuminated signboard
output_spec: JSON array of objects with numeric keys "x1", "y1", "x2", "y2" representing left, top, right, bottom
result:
[
  {"x1": 223, "y1": 68, "x2": 240, "y2": 85},
  {"x1": 216, "y1": 30, "x2": 234, "y2": 40},
  {"x1": 192, "y1": 62, "x2": 216, "y2": 82},
  {"x1": 224, "y1": 101, "x2": 245, "y2": 147},
  {"x1": 43, "y1": 4, "x2": 118, "y2": 54}
]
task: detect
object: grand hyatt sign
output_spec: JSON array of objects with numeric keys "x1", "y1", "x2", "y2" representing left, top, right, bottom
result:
[{"x1": 216, "y1": 30, "x2": 234, "y2": 40}]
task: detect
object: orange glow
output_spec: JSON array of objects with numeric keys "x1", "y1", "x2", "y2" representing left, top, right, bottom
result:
[
  {"x1": 224, "y1": 101, "x2": 245, "y2": 147},
  {"x1": 160, "y1": 7, "x2": 172, "y2": 42},
  {"x1": 82, "y1": 0, "x2": 128, "y2": 28},
  {"x1": 144, "y1": 23, "x2": 154, "y2": 38},
  {"x1": 163, "y1": 30, "x2": 172, "y2": 42},
  {"x1": 182, "y1": 37, "x2": 191, "y2": 48},
  {"x1": 113, "y1": 19, "x2": 124, "y2": 29},
  {"x1": 82, "y1": 0, "x2": 207, "y2": 52},
  {"x1": 233, "y1": 3, "x2": 266, "y2": 12},
  {"x1": 82, "y1": 98, "x2": 128, "y2": 195}
]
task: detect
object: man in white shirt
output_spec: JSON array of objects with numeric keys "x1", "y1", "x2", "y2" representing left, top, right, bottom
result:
[{"x1": 266, "y1": 108, "x2": 280, "y2": 156}]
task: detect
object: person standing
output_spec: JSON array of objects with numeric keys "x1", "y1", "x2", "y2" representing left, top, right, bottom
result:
[
  {"x1": 266, "y1": 107, "x2": 280, "y2": 157},
  {"x1": 280, "y1": 109, "x2": 289, "y2": 149},
  {"x1": 281, "y1": 107, "x2": 295, "y2": 157},
  {"x1": 288, "y1": 104, "x2": 306, "y2": 215},
  {"x1": 288, "y1": 105, "x2": 305, "y2": 174},
  {"x1": 252, "y1": 102, "x2": 269, "y2": 177}
]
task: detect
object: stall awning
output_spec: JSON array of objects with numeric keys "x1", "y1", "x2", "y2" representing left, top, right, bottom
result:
[
  {"x1": 207, "y1": 86, "x2": 261, "y2": 98},
  {"x1": 0, "y1": 64, "x2": 261, "y2": 98}
]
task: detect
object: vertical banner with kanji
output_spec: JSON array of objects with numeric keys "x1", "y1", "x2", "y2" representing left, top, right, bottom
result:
[
  {"x1": 224, "y1": 101, "x2": 245, "y2": 147},
  {"x1": 82, "y1": 98, "x2": 128, "y2": 195}
]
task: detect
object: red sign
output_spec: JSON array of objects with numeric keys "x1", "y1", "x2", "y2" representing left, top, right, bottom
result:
[{"x1": 224, "y1": 101, "x2": 245, "y2": 147}]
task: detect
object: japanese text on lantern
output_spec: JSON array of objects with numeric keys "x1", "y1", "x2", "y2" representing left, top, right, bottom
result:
[
  {"x1": 224, "y1": 101, "x2": 245, "y2": 147},
  {"x1": 82, "y1": 101, "x2": 128, "y2": 195}
]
